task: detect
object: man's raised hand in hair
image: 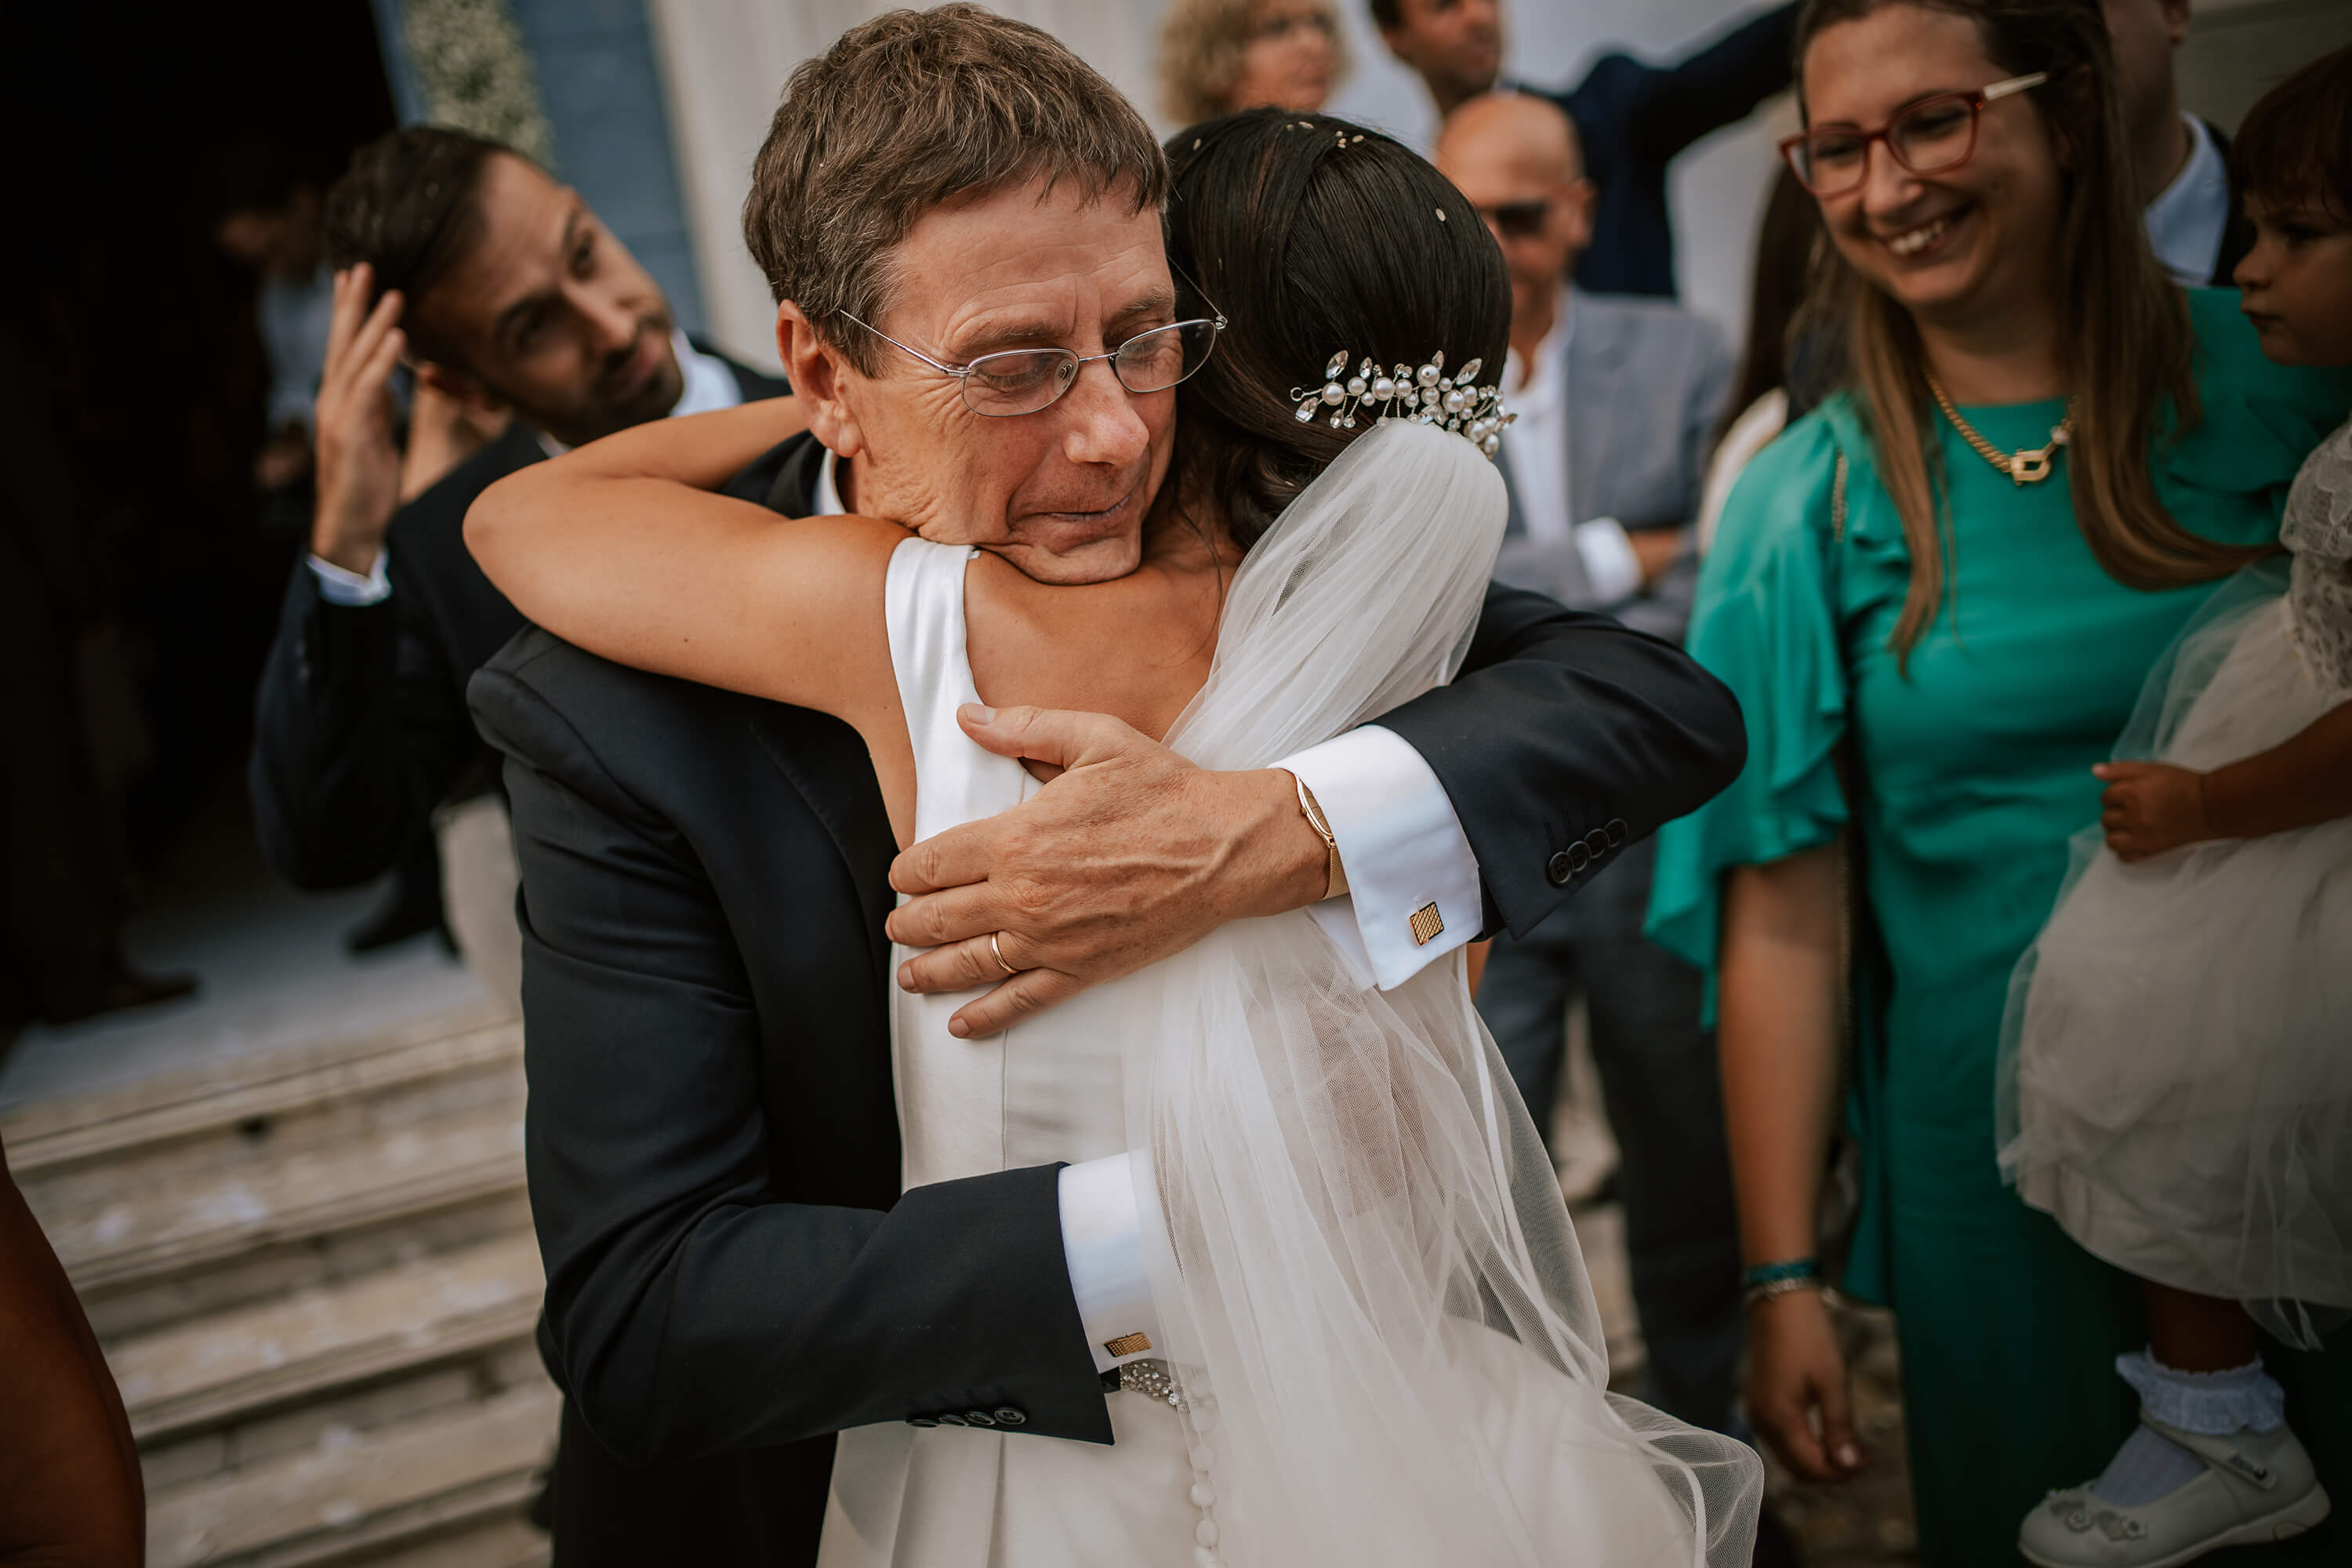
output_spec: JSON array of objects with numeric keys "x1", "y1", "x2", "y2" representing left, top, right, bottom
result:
[{"x1": 308, "y1": 263, "x2": 408, "y2": 578}]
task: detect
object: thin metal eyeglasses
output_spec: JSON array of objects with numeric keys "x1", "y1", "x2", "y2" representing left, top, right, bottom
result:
[
  {"x1": 836, "y1": 294, "x2": 1227, "y2": 418},
  {"x1": 1780, "y1": 72, "x2": 2049, "y2": 196}
]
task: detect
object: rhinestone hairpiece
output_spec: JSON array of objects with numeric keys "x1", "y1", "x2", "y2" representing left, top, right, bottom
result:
[{"x1": 1290, "y1": 350, "x2": 1514, "y2": 459}]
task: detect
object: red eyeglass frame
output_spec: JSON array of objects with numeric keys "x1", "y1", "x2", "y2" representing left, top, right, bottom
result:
[{"x1": 1780, "y1": 71, "x2": 2049, "y2": 196}]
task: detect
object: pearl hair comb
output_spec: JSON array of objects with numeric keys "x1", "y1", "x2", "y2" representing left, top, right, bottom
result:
[{"x1": 1291, "y1": 350, "x2": 1514, "y2": 459}]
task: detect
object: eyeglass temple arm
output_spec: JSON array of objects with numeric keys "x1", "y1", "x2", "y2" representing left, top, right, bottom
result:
[{"x1": 1980, "y1": 71, "x2": 2049, "y2": 103}]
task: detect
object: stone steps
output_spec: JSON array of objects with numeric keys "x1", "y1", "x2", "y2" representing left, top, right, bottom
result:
[
  {"x1": 111, "y1": 1229, "x2": 544, "y2": 1446},
  {"x1": 146, "y1": 1381, "x2": 559, "y2": 1568},
  {"x1": 3, "y1": 1011, "x2": 558, "y2": 1567},
  {"x1": 13, "y1": 1018, "x2": 526, "y2": 1305}
]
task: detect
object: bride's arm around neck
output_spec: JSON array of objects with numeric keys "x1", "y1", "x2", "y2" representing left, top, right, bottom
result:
[{"x1": 463, "y1": 398, "x2": 906, "y2": 734}]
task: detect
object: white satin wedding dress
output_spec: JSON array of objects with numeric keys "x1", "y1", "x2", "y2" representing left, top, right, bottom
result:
[{"x1": 817, "y1": 420, "x2": 1762, "y2": 1568}]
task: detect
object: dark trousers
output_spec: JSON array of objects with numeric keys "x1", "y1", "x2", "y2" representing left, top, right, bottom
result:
[
  {"x1": 548, "y1": 1397, "x2": 833, "y2": 1567},
  {"x1": 1476, "y1": 910, "x2": 1744, "y2": 1433}
]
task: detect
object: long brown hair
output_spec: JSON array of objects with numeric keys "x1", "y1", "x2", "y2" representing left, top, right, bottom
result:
[{"x1": 1795, "y1": 0, "x2": 2259, "y2": 663}]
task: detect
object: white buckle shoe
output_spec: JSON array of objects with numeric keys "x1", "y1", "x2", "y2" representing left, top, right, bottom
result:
[{"x1": 2018, "y1": 1415, "x2": 2332, "y2": 1568}]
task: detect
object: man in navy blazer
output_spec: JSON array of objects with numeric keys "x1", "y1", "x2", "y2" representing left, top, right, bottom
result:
[{"x1": 1376, "y1": 0, "x2": 1797, "y2": 299}]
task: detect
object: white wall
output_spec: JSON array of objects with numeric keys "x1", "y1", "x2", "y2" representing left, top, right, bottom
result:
[{"x1": 648, "y1": 0, "x2": 1796, "y2": 369}]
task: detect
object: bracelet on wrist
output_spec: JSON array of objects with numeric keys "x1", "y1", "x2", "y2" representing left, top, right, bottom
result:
[
  {"x1": 1743, "y1": 1276, "x2": 1828, "y2": 1311},
  {"x1": 1739, "y1": 1256, "x2": 1824, "y2": 1311}
]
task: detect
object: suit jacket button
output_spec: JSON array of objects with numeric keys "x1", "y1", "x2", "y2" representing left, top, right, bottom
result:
[
  {"x1": 1547, "y1": 850, "x2": 1573, "y2": 886},
  {"x1": 934, "y1": 1413, "x2": 969, "y2": 1427},
  {"x1": 993, "y1": 1407, "x2": 1028, "y2": 1427},
  {"x1": 906, "y1": 1415, "x2": 940, "y2": 1428},
  {"x1": 1584, "y1": 827, "x2": 1610, "y2": 855},
  {"x1": 1606, "y1": 818, "x2": 1628, "y2": 847},
  {"x1": 962, "y1": 1409, "x2": 998, "y2": 1427},
  {"x1": 1567, "y1": 840, "x2": 1592, "y2": 873}
]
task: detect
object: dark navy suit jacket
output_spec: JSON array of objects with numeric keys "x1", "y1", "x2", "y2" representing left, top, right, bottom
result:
[{"x1": 1523, "y1": 3, "x2": 1798, "y2": 299}]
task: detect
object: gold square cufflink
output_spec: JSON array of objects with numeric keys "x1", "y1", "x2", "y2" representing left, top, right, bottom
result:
[
  {"x1": 1410, "y1": 902, "x2": 1444, "y2": 946},
  {"x1": 1102, "y1": 1332, "x2": 1153, "y2": 1358}
]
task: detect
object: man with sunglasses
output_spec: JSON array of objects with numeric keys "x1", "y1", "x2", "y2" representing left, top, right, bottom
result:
[{"x1": 1376, "y1": 0, "x2": 1798, "y2": 299}]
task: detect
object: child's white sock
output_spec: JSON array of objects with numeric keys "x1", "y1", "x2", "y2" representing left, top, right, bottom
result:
[{"x1": 2089, "y1": 1349, "x2": 2285, "y2": 1508}]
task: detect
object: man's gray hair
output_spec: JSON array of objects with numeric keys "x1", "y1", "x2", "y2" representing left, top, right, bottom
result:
[{"x1": 744, "y1": 4, "x2": 1171, "y2": 373}]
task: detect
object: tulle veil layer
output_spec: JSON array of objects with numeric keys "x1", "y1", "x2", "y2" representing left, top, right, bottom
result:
[{"x1": 1132, "y1": 418, "x2": 1762, "y2": 1566}]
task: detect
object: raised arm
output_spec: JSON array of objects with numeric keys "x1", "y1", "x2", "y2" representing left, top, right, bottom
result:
[
  {"x1": 463, "y1": 401, "x2": 904, "y2": 733},
  {"x1": 1621, "y1": 4, "x2": 1799, "y2": 168}
]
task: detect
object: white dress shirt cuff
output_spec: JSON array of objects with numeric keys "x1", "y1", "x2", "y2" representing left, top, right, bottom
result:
[
  {"x1": 1283, "y1": 725, "x2": 1482, "y2": 990},
  {"x1": 307, "y1": 549, "x2": 392, "y2": 606},
  {"x1": 1058, "y1": 1152, "x2": 1163, "y2": 1374},
  {"x1": 1573, "y1": 517, "x2": 1643, "y2": 607}
]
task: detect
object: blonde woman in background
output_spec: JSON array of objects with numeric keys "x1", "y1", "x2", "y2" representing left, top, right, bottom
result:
[{"x1": 1158, "y1": 0, "x2": 1347, "y2": 125}]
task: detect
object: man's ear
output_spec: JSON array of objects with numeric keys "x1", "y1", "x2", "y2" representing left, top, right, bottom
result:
[
  {"x1": 777, "y1": 301, "x2": 866, "y2": 459},
  {"x1": 412, "y1": 356, "x2": 504, "y2": 416},
  {"x1": 1560, "y1": 176, "x2": 1599, "y2": 253}
]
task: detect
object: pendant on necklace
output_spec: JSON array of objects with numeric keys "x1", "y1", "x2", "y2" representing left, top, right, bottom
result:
[{"x1": 2009, "y1": 426, "x2": 2068, "y2": 485}]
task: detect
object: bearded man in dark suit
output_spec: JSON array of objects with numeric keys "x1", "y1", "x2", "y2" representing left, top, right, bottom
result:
[{"x1": 248, "y1": 126, "x2": 787, "y2": 978}]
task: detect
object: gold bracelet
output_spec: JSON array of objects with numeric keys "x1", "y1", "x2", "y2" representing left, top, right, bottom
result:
[{"x1": 1291, "y1": 774, "x2": 1349, "y2": 902}]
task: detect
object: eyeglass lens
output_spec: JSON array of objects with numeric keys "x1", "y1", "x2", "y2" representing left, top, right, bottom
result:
[
  {"x1": 1793, "y1": 94, "x2": 1980, "y2": 194},
  {"x1": 960, "y1": 319, "x2": 1220, "y2": 416}
]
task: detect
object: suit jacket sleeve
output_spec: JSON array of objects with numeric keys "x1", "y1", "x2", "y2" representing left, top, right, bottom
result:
[
  {"x1": 470, "y1": 659, "x2": 1111, "y2": 1465},
  {"x1": 249, "y1": 555, "x2": 452, "y2": 888},
  {"x1": 1606, "y1": 3, "x2": 1798, "y2": 170},
  {"x1": 1375, "y1": 583, "x2": 1746, "y2": 939}
]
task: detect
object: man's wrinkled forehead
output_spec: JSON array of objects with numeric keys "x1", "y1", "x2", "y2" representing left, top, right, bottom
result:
[{"x1": 879, "y1": 177, "x2": 1174, "y2": 358}]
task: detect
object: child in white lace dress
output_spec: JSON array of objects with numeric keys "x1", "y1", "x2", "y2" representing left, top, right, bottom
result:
[{"x1": 2000, "y1": 48, "x2": 2352, "y2": 1568}]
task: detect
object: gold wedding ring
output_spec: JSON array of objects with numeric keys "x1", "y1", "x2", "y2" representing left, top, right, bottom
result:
[{"x1": 989, "y1": 931, "x2": 1018, "y2": 976}]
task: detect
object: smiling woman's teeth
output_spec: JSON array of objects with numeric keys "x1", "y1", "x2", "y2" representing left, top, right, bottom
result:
[{"x1": 1888, "y1": 215, "x2": 1952, "y2": 257}]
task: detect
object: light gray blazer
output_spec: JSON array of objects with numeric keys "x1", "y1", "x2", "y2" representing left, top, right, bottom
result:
[
  {"x1": 1494, "y1": 291, "x2": 1733, "y2": 646},
  {"x1": 1492, "y1": 291, "x2": 1732, "y2": 939}
]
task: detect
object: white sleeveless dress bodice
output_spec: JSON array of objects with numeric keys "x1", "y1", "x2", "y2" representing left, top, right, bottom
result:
[{"x1": 815, "y1": 537, "x2": 1196, "y2": 1568}]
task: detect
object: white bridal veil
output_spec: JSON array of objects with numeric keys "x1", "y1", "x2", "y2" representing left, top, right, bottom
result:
[{"x1": 1131, "y1": 417, "x2": 1763, "y2": 1566}]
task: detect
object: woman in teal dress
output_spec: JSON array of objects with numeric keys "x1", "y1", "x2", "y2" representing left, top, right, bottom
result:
[{"x1": 1646, "y1": 2, "x2": 2352, "y2": 1563}]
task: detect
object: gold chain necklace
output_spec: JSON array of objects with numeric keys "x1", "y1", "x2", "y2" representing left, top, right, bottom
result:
[{"x1": 1924, "y1": 370, "x2": 2074, "y2": 485}]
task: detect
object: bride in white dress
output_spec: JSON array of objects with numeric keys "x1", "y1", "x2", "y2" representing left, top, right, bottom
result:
[{"x1": 472, "y1": 111, "x2": 1761, "y2": 1567}]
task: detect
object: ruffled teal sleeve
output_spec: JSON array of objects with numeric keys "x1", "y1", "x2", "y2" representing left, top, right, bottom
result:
[{"x1": 1646, "y1": 408, "x2": 1853, "y2": 984}]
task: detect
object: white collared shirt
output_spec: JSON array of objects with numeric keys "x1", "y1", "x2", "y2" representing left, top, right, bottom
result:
[
  {"x1": 2146, "y1": 114, "x2": 2232, "y2": 289},
  {"x1": 309, "y1": 331, "x2": 745, "y2": 604},
  {"x1": 1497, "y1": 287, "x2": 1645, "y2": 607}
]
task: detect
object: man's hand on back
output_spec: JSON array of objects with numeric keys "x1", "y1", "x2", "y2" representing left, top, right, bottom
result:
[
  {"x1": 887, "y1": 705, "x2": 1329, "y2": 1037},
  {"x1": 310, "y1": 263, "x2": 408, "y2": 576}
]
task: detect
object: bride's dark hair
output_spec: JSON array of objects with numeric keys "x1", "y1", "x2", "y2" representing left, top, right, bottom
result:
[{"x1": 1165, "y1": 111, "x2": 1510, "y2": 549}]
